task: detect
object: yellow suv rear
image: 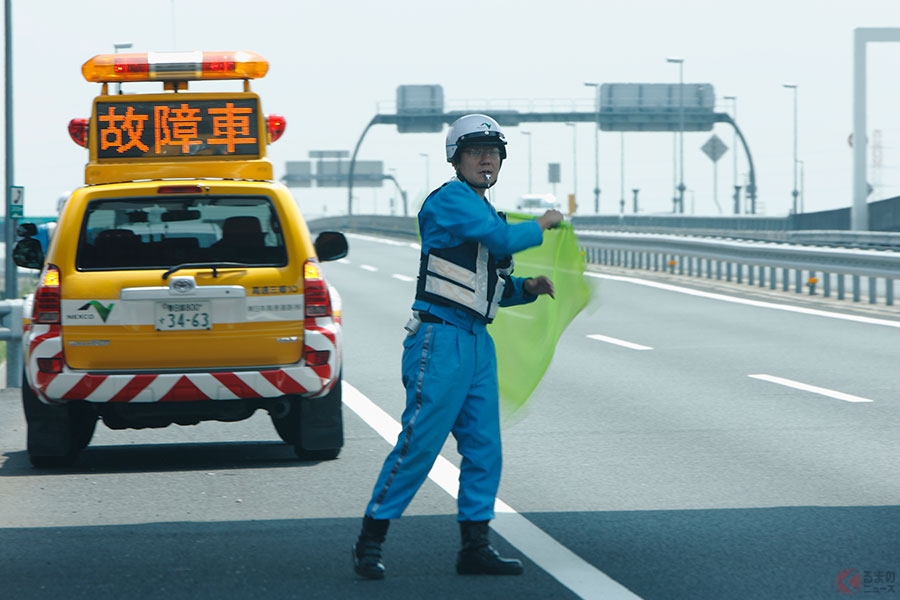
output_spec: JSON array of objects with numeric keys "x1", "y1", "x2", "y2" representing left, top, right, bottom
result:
[{"x1": 13, "y1": 51, "x2": 347, "y2": 467}]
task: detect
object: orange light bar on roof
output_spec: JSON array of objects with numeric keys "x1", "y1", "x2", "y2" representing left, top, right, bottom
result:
[{"x1": 82, "y1": 51, "x2": 269, "y2": 83}]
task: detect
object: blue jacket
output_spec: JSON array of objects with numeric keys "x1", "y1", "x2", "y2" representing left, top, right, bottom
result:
[{"x1": 412, "y1": 180, "x2": 543, "y2": 331}]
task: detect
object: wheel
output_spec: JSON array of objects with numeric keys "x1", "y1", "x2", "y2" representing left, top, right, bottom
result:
[
  {"x1": 71, "y1": 402, "x2": 98, "y2": 450},
  {"x1": 270, "y1": 373, "x2": 343, "y2": 460},
  {"x1": 21, "y1": 372, "x2": 97, "y2": 468}
]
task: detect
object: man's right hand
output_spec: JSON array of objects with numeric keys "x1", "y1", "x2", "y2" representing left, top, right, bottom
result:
[{"x1": 537, "y1": 210, "x2": 564, "y2": 231}]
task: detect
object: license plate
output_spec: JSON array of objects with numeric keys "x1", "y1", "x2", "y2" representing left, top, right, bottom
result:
[{"x1": 155, "y1": 301, "x2": 212, "y2": 331}]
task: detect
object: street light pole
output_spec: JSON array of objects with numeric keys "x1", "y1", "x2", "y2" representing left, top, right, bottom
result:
[
  {"x1": 5, "y1": 0, "x2": 15, "y2": 301},
  {"x1": 565, "y1": 122, "x2": 577, "y2": 211},
  {"x1": 666, "y1": 57, "x2": 685, "y2": 213},
  {"x1": 723, "y1": 95, "x2": 740, "y2": 213},
  {"x1": 419, "y1": 152, "x2": 430, "y2": 193},
  {"x1": 783, "y1": 84, "x2": 799, "y2": 214},
  {"x1": 584, "y1": 82, "x2": 600, "y2": 213},
  {"x1": 521, "y1": 130, "x2": 533, "y2": 193},
  {"x1": 620, "y1": 132, "x2": 626, "y2": 212}
]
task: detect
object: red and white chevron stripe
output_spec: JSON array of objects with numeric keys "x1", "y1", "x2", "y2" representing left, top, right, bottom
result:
[{"x1": 24, "y1": 319, "x2": 341, "y2": 405}]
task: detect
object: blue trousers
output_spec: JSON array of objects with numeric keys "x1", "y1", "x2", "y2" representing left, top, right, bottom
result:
[{"x1": 365, "y1": 321, "x2": 502, "y2": 522}]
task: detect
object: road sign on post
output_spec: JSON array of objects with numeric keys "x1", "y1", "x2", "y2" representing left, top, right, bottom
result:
[
  {"x1": 548, "y1": 163, "x2": 560, "y2": 183},
  {"x1": 599, "y1": 83, "x2": 716, "y2": 132},
  {"x1": 701, "y1": 135, "x2": 728, "y2": 213},
  {"x1": 9, "y1": 186, "x2": 23, "y2": 218},
  {"x1": 701, "y1": 134, "x2": 728, "y2": 162},
  {"x1": 283, "y1": 161, "x2": 313, "y2": 187},
  {"x1": 396, "y1": 85, "x2": 445, "y2": 133}
]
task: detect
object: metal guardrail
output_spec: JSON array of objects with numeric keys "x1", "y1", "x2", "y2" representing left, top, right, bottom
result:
[
  {"x1": 577, "y1": 231, "x2": 899, "y2": 305},
  {"x1": 307, "y1": 215, "x2": 419, "y2": 240},
  {"x1": 0, "y1": 299, "x2": 23, "y2": 388},
  {"x1": 308, "y1": 215, "x2": 900, "y2": 306}
]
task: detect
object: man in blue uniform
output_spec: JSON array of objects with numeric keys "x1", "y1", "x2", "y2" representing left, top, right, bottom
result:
[{"x1": 353, "y1": 114, "x2": 564, "y2": 579}]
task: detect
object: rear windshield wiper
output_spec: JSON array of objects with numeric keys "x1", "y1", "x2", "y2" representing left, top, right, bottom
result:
[{"x1": 162, "y1": 262, "x2": 252, "y2": 280}]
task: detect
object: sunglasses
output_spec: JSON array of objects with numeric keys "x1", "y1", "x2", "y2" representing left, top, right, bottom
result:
[{"x1": 461, "y1": 147, "x2": 502, "y2": 158}]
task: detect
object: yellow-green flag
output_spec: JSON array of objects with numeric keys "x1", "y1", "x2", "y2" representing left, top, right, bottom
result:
[{"x1": 491, "y1": 213, "x2": 591, "y2": 418}]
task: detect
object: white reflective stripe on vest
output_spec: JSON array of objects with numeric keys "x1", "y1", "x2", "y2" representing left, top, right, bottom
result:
[{"x1": 423, "y1": 243, "x2": 502, "y2": 318}]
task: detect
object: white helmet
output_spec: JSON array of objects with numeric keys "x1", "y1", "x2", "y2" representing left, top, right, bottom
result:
[{"x1": 445, "y1": 114, "x2": 507, "y2": 162}]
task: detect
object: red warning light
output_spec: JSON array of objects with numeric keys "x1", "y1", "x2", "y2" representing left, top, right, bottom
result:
[
  {"x1": 266, "y1": 114, "x2": 286, "y2": 143},
  {"x1": 68, "y1": 118, "x2": 89, "y2": 148}
]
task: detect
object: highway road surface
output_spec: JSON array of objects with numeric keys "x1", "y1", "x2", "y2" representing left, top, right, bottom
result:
[{"x1": 1, "y1": 233, "x2": 898, "y2": 599}]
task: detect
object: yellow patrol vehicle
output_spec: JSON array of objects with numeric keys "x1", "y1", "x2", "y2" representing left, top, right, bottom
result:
[{"x1": 13, "y1": 51, "x2": 348, "y2": 467}]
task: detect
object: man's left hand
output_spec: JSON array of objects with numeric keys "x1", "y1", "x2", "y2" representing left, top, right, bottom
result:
[{"x1": 524, "y1": 276, "x2": 555, "y2": 299}]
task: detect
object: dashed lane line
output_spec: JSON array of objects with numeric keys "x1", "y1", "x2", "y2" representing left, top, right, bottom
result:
[
  {"x1": 748, "y1": 374, "x2": 874, "y2": 403},
  {"x1": 587, "y1": 334, "x2": 653, "y2": 350}
]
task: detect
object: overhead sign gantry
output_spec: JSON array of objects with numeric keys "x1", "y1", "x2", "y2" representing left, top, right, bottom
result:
[{"x1": 346, "y1": 85, "x2": 757, "y2": 215}]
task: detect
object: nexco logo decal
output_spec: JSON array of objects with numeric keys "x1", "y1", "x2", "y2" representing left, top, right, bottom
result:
[{"x1": 72, "y1": 301, "x2": 115, "y2": 322}]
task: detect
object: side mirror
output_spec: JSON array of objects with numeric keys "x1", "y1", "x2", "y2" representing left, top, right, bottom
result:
[
  {"x1": 314, "y1": 231, "x2": 348, "y2": 262},
  {"x1": 12, "y1": 238, "x2": 44, "y2": 269}
]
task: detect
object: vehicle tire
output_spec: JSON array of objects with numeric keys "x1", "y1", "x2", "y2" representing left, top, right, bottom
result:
[
  {"x1": 71, "y1": 402, "x2": 98, "y2": 450},
  {"x1": 21, "y1": 373, "x2": 95, "y2": 467},
  {"x1": 270, "y1": 373, "x2": 343, "y2": 461}
]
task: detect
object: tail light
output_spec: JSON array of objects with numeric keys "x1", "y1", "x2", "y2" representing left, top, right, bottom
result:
[
  {"x1": 303, "y1": 259, "x2": 332, "y2": 318},
  {"x1": 37, "y1": 357, "x2": 64, "y2": 374},
  {"x1": 33, "y1": 265, "x2": 62, "y2": 324}
]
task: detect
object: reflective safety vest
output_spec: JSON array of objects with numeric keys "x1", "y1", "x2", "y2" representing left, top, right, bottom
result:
[{"x1": 416, "y1": 240, "x2": 513, "y2": 322}]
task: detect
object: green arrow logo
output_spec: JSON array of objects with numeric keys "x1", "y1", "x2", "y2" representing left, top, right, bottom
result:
[{"x1": 79, "y1": 301, "x2": 114, "y2": 322}]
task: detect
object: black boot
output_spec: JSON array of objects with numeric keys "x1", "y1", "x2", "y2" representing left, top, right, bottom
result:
[
  {"x1": 456, "y1": 520, "x2": 523, "y2": 575},
  {"x1": 353, "y1": 516, "x2": 389, "y2": 580}
]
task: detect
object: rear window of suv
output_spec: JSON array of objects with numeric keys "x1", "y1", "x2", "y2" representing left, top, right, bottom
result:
[{"x1": 76, "y1": 195, "x2": 288, "y2": 270}]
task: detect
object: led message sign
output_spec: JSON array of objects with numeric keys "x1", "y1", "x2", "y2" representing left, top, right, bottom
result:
[{"x1": 94, "y1": 97, "x2": 261, "y2": 159}]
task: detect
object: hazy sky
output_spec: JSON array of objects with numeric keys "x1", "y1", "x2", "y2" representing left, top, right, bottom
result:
[{"x1": 6, "y1": 0, "x2": 900, "y2": 217}]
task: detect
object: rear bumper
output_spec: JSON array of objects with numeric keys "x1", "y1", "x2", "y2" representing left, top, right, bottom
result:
[{"x1": 23, "y1": 320, "x2": 341, "y2": 404}]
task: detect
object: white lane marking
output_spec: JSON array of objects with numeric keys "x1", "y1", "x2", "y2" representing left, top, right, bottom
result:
[
  {"x1": 342, "y1": 381, "x2": 641, "y2": 600},
  {"x1": 360, "y1": 264, "x2": 379, "y2": 272},
  {"x1": 587, "y1": 334, "x2": 652, "y2": 351},
  {"x1": 588, "y1": 272, "x2": 900, "y2": 329},
  {"x1": 337, "y1": 258, "x2": 351, "y2": 264},
  {"x1": 748, "y1": 374, "x2": 874, "y2": 403},
  {"x1": 392, "y1": 274, "x2": 414, "y2": 282}
]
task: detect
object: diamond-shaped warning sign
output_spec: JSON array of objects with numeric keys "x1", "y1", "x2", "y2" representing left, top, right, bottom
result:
[{"x1": 701, "y1": 134, "x2": 728, "y2": 163}]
